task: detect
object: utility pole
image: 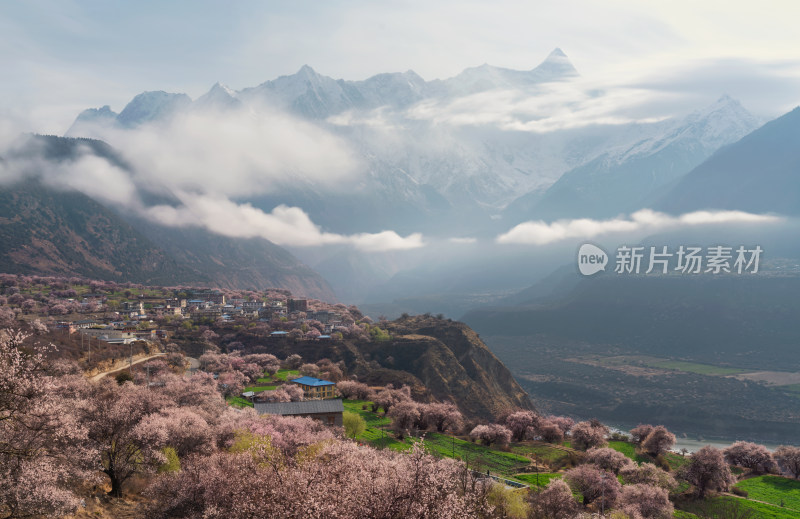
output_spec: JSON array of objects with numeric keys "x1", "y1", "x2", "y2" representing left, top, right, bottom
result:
[{"x1": 601, "y1": 472, "x2": 606, "y2": 517}]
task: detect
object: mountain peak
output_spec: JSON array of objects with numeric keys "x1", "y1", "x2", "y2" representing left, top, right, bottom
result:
[
  {"x1": 194, "y1": 82, "x2": 240, "y2": 110},
  {"x1": 532, "y1": 47, "x2": 578, "y2": 79},
  {"x1": 77, "y1": 105, "x2": 117, "y2": 120},
  {"x1": 209, "y1": 82, "x2": 235, "y2": 95},
  {"x1": 692, "y1": 94, "x2": 753, "y2": 121},
  {"x1": 117, "y1": 91, "x2": 192, "y2": 128},
  {"x1": 297, "y1": 64, "x2": 319, "y2": 77}
]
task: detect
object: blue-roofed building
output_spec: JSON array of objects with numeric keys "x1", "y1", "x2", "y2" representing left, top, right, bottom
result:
[{"x1": 290, "y1": 376, "x2": 336, "y2": 399}]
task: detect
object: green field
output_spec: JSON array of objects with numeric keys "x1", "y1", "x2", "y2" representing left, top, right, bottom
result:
[
  {"x1": 608, "y1": 441, "x2": 650, "y2": 464},
  {"x1": 664, "y1": 452, "x2": 691, "y2": 471},
  {"x1": 645, "y1": 359, "x2": 747, "y2": 376},
  {"x1": 587, "y1": 355, "x2": 748, "y2": 376},
  {"x1": 411, "y1": 432, "x2": 531, "y2": 475},
  {"x1": 735, "y1": 476, "x2": 800, "y2": 512},
  {"x1": 227, "y1": 369, "x2": 301, "y2": 408},
  {"x1": 342, "y1": 400, "x2": 532, "y2": 474},
  {"x1": 513, "y1": 473, "x2": 562, "y2": 488},
  {"x1": 508, "y1": 442, "x2": 575, "y2": 470},
  {"x1": 606, "y1": 440, "x2": 690, "y2": 471},
  {"x1": 246, "y1": 369, "x2": 300, "y2": 393},
  {"x1": 342, "y1": 399, "x2": 391, "y2": 428},
  {"x1": 684, "y1": 496, "x2": 800, "y2": 519},
  {"x1": 244, "y1": 384, "x2": 277, "y2": 392},
  {"x1": 255, "y1": 369, "x2": 299, "y2": 385},
  {"x1": 342, "y1": 400, "x2": 407, "y2": 450},
  {"x1": 272, "y1": 369, "x2": 299, "y2": 381},
  {"x1": 226, "y1": 395, "x2": 253, "y2": 408}
]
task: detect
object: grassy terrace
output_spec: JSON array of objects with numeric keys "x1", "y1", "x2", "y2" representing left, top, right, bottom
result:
[
  {"x1": 735, "y1": 475, "x2": 800, "y2": 512},
  {"x1": 340, "y1": 400, "x2": 578, "y2": 478},
  {"x1": 513, "y1": 473, "x2": 562, "y2": 489},
  {"x1": 678, "y1": 496, "x2": 800, "y2": 519},
  {"x1": 607, "y1": 440, "x2": 691, "y2": 471},
  {"x1": 223, "y1": 391, "x2": 800, "y2": 517},
  {"x1": 588, "y1": 355, "x2": 750, "y2": 376},
  {"x1": 608, "y1": 440, "x2": 650, "y2": 464},
  {"x1": 226, "y1": 369, "x2": 300, "y2": 408},
  {"x1": 410, "y1": 432, "x2": 531, "y2": 475}
]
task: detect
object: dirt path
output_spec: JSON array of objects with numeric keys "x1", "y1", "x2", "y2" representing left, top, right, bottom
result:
[
  {"x1": 720, "y1": 492, "x2": 800, "y2": 513},
  {"x1": 89, "y1": 353, "x2": 166, "y2": 382}
]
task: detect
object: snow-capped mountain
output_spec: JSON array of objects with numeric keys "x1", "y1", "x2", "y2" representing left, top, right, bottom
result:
[
  {"x1": 116, "y1": 91, "x2": 192, "y2": 127},
  {"x1": 504, "y1": 94, "x2": 761, "y2": 221},
  {"x1": 429, "y1": 48, "x2": 578, "y2": 97},
  {"x1": 63, "y1": 49, "x2": 761, "y2": 237},
  {"x1": 194, "y1": 82, "x2": 241, "y2": 111}
]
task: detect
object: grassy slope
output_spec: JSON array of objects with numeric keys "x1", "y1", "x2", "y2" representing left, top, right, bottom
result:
[
  {"x1": 341, "y1": 400, "x2": 569, "y2": 477},
  {"x1": 703, "y1": 497, "x2": 799, "y2": 519},
  {"x1": 608, "y1": 440, "x2": 690, "y2": 471},
  {"x1": 735, "y1": 476, "x2": 800, "y2": 511},
  {"x1": 513, "y1": 473, "x2": 562, "y2": 488},
  {"x1": 233, "y1": 395, "x2": 800, "y2": 516},
  {"x1": 226, "y1": 369, "x2": 300, "y2": 408}
]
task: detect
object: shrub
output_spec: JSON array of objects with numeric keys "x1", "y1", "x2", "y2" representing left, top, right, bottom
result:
[
  {"x1": 731, "y1": 486, "x2": 748, "y2": 498},
  {"x1": 571, "y1": 420, "x2": 608, "y2": 451},
  {"x1": 159, "y1": 447, "x2": 181, "y2": 473},
  {"x1": 343, "y1": 411, "x2": 366, "y2": 439},
  {"x1": 528, "y1": 479, "x2": 579, "y2": 519},
  {"x1": 116, "y1": 370, "x2": 134, "y2": 385}
]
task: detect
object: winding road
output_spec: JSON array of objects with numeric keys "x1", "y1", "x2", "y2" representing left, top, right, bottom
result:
[{"x1": 89, "y1": 353, "x2": 167, "y2": 382}]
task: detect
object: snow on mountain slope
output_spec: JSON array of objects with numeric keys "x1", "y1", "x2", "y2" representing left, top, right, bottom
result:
[
  {"x1": 65, "y1": 105, "x2": 119, "y2": 137},
  {"x1": 429, "y1": 48, "x2": 578, "y2": 97},
  {"x1": 505, "y1": 95, "x2": 761, "y2": 220},
  {"x1": 194, "y1": 82, "x2": 241, "y2": 111},
  {"x1": 62, "y1": 49, "x2": 761, "y2": 235},
  {"x1": 117, "y1": 91, "x2": 192, "y2": 127}
]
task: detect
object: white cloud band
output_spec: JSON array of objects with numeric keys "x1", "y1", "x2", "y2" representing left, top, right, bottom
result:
[{"x1": 496, "y1": 209, "x2": 783, "y2": 245}]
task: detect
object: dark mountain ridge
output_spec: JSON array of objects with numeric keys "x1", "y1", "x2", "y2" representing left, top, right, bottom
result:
[
  {"x1": 0, "y1": 135, "x2": 336, "y2": 299},
  {"x1": 657, "y1": 105, "x2": 800, "y2": 215}
]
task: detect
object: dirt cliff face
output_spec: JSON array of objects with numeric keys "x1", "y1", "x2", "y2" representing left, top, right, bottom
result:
[{"x1": 379, "y1": 315, "x2": 535, "y2": 420}]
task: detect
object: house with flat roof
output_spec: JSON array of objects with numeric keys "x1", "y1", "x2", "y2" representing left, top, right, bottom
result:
[
  {"x1": 290, "y1": 376, "x2": 336, "y2": 400},
  {"x1": 255, "y1": 399, "x2": 343, "y2": 427}
]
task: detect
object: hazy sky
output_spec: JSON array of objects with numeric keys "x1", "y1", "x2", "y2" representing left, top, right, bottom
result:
[{"x1": 2, "y1": 0, "x2": 800, "y2": 137}]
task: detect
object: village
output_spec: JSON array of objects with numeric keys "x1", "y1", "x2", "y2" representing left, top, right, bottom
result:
[{"x1": 51, "y1": 288, "x2": 356, "y2": 346}]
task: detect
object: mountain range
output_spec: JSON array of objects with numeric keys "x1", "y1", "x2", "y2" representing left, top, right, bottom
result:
[
  {"x1": 63, "y1": 49, "x2": 760, "y2": 236},
  {"x1": 2, "y1": 49, "x2": 797, "y2": 309}
]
